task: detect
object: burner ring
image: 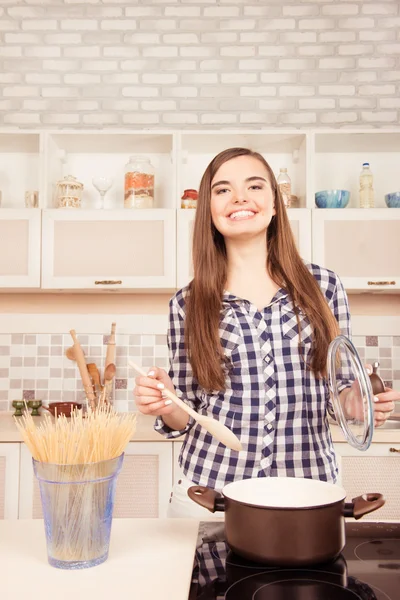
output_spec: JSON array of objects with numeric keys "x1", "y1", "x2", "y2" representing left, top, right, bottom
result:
[{"x1": 354, "y1": 538, "x2": 400, "y2": 562}]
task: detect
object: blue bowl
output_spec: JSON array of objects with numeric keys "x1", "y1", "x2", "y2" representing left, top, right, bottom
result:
[
  {"x1": 385, "y1": 192, "x2": 400, "y2": 208},
  {"x1": 315, "y1": 190, "x2": 350, "y2": 209}
]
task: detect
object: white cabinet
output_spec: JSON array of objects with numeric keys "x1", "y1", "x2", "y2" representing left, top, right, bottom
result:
[
  {"x1": 43, "y1": 131, "x2": 177, "y2": 210},
  {"x1": 335, "y1": 442, "x2": 400, "y2": 522},
  {"x1": 0, "y1": 132, "x2": 42, "y2": 210},
  {"x1": 0, "y1": 210, "x2": 41, "y2": 289},
  {"x1": 0, "y1": 444, "x2": 20, "y2": 520},
  {"x1": 312, "y1": 209, "x2": 400, "y2": 291},
  {"x1": 313, "y1": 131, "x2": 400, "y2": 209},
  {"x1": 177, "y1": 209, "x2": 195, "y2": 289},
  {"x1": 1, "y1": 128, "x2": 399, "y2": 291},
  {"x1": 178, "y1": 131, "x2": 308, "y2": 208},
  {"x1": 19, "y1": 441, "x2": 173, "y2": 519},
  {"x1": 177, "y1": 208, "x2": 312, "y2": 289},
  {"x1": 41, "y1": 209, "x2": 176, "y2": 290}
]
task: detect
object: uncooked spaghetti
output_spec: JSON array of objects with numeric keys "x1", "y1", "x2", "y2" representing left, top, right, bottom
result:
[
  {"x1": 15, "y1": 405, "x2": 137, "y2": 567},
  {"x1": 15, "y1": 403, "x2": 137, "y2": 464}
]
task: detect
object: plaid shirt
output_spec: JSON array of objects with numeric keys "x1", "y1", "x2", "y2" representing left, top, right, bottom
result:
[{"x1": 155, "y1": 263, "x2": 351, "y2": 490}]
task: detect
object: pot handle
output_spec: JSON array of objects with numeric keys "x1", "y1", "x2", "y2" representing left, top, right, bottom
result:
[
  {"x1": 343, "y1": 493, "x2": 385, "y2": 519},
  {"x1": 187, "y1": 486, "x2": 226, "y2": 513}
]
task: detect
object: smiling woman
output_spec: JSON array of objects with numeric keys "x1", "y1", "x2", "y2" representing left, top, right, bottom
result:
[{"x1": 133, "y1": 147, "x2": 399, "y2": 518}]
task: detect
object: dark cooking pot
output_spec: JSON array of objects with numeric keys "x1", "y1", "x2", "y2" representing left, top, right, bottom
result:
[{"x1": 188, "y1": 477, "x2": 385, "y2": 566}]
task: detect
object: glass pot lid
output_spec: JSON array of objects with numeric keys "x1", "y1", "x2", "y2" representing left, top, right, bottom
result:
[{"x1": 327, "y1": 335, "x2": 374, "y2": 451}]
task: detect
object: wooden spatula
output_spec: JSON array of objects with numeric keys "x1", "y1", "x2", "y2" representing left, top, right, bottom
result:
[{"x1": 128, "y1": 360, "x2": 242, "y2": 452}]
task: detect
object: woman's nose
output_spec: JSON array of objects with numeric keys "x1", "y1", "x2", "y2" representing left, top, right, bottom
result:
[{"x1": 233, "y1": 193, "x2": 248, "y2": 203}]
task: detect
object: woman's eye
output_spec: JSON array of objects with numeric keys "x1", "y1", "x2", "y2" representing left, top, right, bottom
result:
[
  {"x1": 215, "y1": 188, "x2": 229, "y2": 195},
  {"x1": 249, "y1": 184, "x2": 263, "y2": 191}
]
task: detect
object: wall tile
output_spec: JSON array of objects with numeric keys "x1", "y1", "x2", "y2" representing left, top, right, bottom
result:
[{"x1": 0, "y1": 331, "x2": 398, "y2": 414}]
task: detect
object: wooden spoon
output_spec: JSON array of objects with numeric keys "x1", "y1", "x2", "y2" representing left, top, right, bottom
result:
[
  {"x1": 128, "y1": 361, "x2": 243, "y2": 452},
  {"x1": 87, "y1": 363, "x2": 103, "y2": 393},
  {"x1": 69, "y1": 330, "x2": 96, "y2": 411},
  {"x1": 104, "y1": 362, "x2": 116, "y2": 384}
]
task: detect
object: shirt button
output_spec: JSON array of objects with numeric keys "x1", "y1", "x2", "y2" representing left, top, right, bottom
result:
[{"x1": 266, "y1": 423, "x2": 274, "y2": 432}]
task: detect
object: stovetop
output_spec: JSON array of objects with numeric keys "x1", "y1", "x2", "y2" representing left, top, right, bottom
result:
[{"x1": 190, "y1": 521, "x2": 400, "y2": 599}]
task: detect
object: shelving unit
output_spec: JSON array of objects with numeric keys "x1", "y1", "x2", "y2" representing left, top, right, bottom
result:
[
  {"x1": 43, "y1": 131, "x2": 177, "y2": 210},
  {"x1": 0, "y1": 128, "x2": 398, "y2": 291}
]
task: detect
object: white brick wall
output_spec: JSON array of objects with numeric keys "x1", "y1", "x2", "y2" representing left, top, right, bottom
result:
[{"x1": 0, "y1": 0, "x2": 399, "y2": 129}]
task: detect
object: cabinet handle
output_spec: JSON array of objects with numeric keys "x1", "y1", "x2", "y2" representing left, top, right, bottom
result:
[
  {"x1": 367, "y1": 281, "x2": 396, "y2": 286},
  {"x1": 94, "y1": 280, "x2": 122, "y2": 285},
  {"x1": 389, "y1": 447, "x2": 400, "y2": 453}
]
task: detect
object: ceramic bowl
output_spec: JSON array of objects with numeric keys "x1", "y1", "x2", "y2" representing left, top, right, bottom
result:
[
  {"x1": 384, "y1": 192, "x2": 400, "y2": 208},
  {"x1": 43, "y1": 401, "x2": 82, "y2": 417},
  {"x1": 315, "y1": 190, "x2": 350, "y2": 209}
]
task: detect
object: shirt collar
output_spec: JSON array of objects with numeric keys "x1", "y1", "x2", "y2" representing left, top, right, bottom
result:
[{"x1": 222, "y1": 287, "x2": 289, "y2": 309}]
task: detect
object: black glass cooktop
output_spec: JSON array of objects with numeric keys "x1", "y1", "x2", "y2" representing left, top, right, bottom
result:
[{"x1": 189, "y1": 521, "x2": 400, "y2": 600}]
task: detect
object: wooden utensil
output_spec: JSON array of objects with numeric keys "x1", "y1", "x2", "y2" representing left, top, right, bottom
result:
[
  {"x1": 70, "y1": 329, "x2": 97, "y2": 411},
  {"x1": 128, "y1": 360, "x2": 243, "y2": 452},
  {"x1": 87, "y1": 363, "x2": 103, "y2": 394},
  {"x1": 105, "y1": 322, "x2": 116, "y2": 368},
  {"x1": 65, "y1": 346, "x2": 86, "y2": 362},
  {"x1": 104, "y1": 363, "x2": 116, "y2": 383},
  {"x1": 104, "y1": 323, "x2": 116, "y2": 403}
]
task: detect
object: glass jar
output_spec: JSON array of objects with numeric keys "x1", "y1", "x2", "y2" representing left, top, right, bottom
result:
[
  {"x1": 124, "y1": 156, "x2": 155, "y2": 209},
  {"x1": 55, "y1": 175, "x2": 83, "y2": 209},
  {"x1": 181, "y1": 189, "x2": 198, "y2": 209}
]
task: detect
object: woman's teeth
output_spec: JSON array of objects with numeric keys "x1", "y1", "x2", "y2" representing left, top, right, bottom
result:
[{"x1": 229, "y1": 210, "x2": 255, "y2": 220}]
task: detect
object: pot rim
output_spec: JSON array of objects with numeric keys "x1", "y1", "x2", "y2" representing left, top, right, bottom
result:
[{"x1": 221, "y1": 476, "x2": 347, "y2": 509}]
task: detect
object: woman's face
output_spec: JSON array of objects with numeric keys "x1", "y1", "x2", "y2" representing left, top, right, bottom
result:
[{"x1": 210, "y1": 155, "x2": 276, "y2": 242}]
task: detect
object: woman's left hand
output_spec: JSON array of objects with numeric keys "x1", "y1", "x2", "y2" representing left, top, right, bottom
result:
[{"x1": 373, "y1": 387, "x2": 399, "y2": 427}]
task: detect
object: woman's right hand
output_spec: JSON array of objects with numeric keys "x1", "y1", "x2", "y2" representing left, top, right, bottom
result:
[{"x1": 134, "y1": 366, "x2": 177, "y2": 417}]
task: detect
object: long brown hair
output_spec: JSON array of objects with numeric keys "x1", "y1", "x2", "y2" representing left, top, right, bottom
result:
[{"x1": 185, "y1": 147, "x2": 340, "y2": 392}]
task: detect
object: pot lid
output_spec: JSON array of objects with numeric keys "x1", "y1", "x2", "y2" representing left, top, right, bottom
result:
[
  {"x1": 327, "y1": 335, "x2": 374, "y2": 451},
  {"x1": 222, "y1": 476, "x2": 347, "y2": 508}
]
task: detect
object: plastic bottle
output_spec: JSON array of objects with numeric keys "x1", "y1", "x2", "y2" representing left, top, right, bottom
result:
[
  {"x1": 276, "y1": 168, "x2": 292, "y2": 208},
  {"x1": 359, "y1": 162, "x2": 374, "y2": 209}
]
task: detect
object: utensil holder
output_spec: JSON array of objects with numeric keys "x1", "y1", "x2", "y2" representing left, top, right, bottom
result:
[{"x1": 33, "y1": 454, "x2": 124, "y2": 569}]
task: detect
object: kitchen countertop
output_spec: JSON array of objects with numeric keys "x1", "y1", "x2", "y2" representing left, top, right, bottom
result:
[
  {"x1": 0, "y1": 518, "x2": 199, "y2": 600},
  {"x1": 0, "y1": 411, "x2": 180, "y2": 443},
  {"x1": 0, "y1": 412, "x2": 399, "y2": 444}
]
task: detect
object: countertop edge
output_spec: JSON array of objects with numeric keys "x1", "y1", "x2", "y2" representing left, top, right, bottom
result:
[{"x1": 0, "y1": 413, "x2": 399, "y2": 444}]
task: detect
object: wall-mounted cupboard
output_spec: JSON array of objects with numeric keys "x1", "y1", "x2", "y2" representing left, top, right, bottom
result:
[{"x1": 0, "y1": 129, "x2": 399, "y2": 292}]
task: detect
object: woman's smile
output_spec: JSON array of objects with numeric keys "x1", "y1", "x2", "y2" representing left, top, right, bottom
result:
[{"x1": 228, "y1": 209, "x2": 257, "y2": 221}]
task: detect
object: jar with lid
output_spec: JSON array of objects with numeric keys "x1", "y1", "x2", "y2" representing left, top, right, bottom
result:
[
  {"x1": 124, "y1": 156, "x2": 155, "y2": 209},
  {"x1": 181, "y1": 189, "x2": 198, "y2": 209},
  {"x1": 55, "y1": 175, "x2": 83, "y2": 209},
  {"x1": 276, "y1": 168, "x2": 292, "y2": 208}
]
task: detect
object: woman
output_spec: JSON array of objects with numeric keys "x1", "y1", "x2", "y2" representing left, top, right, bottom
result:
[{"x1": 134, "y1": 148, "x2": 397, "y2": 518}]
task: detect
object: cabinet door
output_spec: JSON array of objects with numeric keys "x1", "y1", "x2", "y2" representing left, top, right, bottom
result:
[
  {"x1": 177, "y1": 208, "x2": 311, "y2": 289},
  {"x1": 41, "y1": 209, "x2": 176, "y2": 290},
  {"x1": 335, "y1": 443, "x2": 400, "y2": 522},
  {"x1": 288, "y1": 209, "x2": 312, "y2": 263},
  {"x1": 19, "y1": 441, "x2": 173, "y2": 519},
  {"x1": 313, "y1": 209, "x2": 400, "y2": 291},
  {"x1": 177, "y1": 209, "x2": 195, "y2": 289},
  {"x1": 0, "y1": 210, "x2": 41, "y2": 288},
  {"x1": 0, "y1": 443, "x2": 20, "y2": 520}
]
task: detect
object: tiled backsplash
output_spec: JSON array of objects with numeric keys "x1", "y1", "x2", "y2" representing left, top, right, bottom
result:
[
  {"x1": 0, "y1": 333, "x2": 399, "y2": 414},
  {"x1": 0, "y1": 333, "x2": 169, "y2": 414}
]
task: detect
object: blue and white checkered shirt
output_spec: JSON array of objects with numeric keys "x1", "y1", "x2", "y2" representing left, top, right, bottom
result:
[{"x1": 155, "y1": 263, "x2": 351, "y2": 490}]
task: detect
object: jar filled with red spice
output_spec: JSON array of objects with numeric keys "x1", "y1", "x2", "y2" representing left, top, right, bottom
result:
[
  {"x1": 124, "y1": 156, "x2": 155, "y2": 209},
  {"x1": 181, "y1": 189, "x2": 198, "y2": 209}
]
